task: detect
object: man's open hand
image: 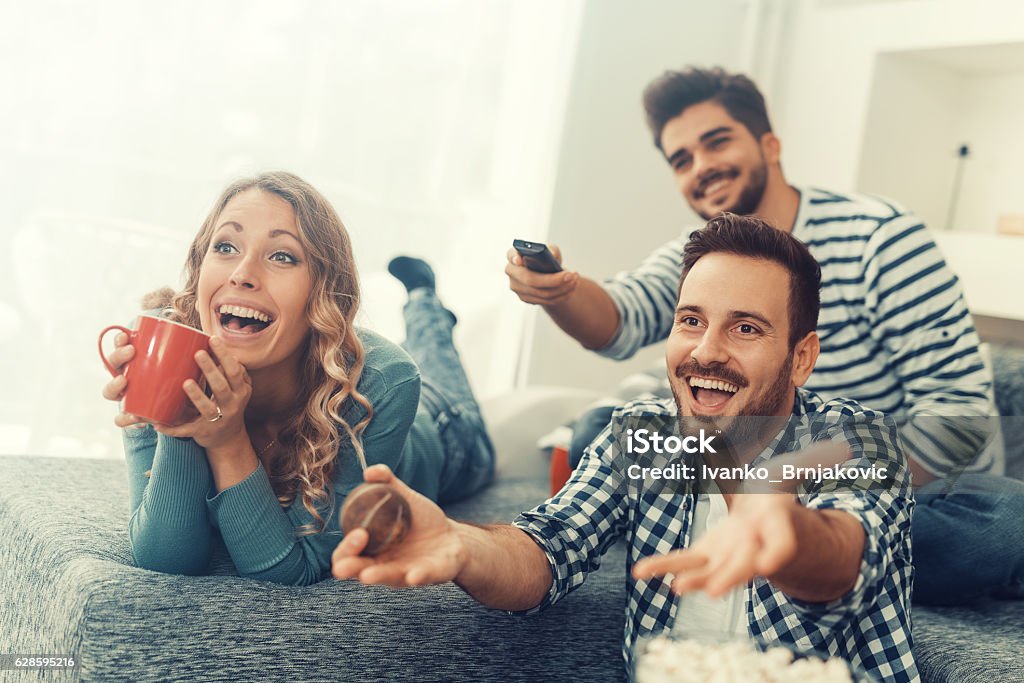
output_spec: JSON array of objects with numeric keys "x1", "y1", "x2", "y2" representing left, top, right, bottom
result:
[
  {"x1": 332, "y1": 465, "x2": 466, "y2": 587},
  {"x1": 632, "y1": 493, "x2": 800, "y2": 597},
  {"x1": 632, "y1": 440, "x2": 854, "y2": 598}
]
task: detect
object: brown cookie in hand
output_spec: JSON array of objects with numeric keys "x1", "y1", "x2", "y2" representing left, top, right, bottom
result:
[{"x1": 341, "y1": 483, "x2": 412, "y2": 556}]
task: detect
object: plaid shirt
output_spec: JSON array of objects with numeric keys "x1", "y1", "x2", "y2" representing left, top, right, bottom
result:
[{"x1": 513, "y1": 388, "x2": 918, "y2": 682}]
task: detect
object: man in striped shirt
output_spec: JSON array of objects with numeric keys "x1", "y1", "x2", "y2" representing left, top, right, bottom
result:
[{"x1": 505, "y1": 66, "x2": 1024, "y2": 605}]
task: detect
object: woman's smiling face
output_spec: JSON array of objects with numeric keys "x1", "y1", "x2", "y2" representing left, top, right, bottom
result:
[{"x1": 196, "y1": 188, "x2": 313, "y2": 372}]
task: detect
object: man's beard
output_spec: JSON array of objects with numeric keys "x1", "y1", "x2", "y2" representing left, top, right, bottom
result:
[
  {"x1": 673, "y1": 354, "x2": 794, "y2": 450},
  {"x1": 693, "y1": 155, "x2": 769, "y2": 221}
]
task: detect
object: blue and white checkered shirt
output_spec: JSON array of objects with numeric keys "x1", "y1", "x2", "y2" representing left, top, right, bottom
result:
[{"x1": 513, "y1": 387, "x2": 918, "y2": 683}]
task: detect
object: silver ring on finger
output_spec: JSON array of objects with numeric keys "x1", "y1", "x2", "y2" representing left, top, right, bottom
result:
[{"x1": 208, "y1": 406, "x2": 224, "y2": 422}]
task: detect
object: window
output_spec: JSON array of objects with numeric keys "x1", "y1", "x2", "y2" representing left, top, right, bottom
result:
[{"x1": 0, "y1": 0, "x2": 581, "y2": 458}]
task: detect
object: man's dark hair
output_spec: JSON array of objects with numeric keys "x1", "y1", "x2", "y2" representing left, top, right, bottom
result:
[
  {"x1": 680, "y1": 214, "x2": 821, "y2": 347},
  {"x1": 643, "y1": 67, "x2": 772, "y2": 152}
]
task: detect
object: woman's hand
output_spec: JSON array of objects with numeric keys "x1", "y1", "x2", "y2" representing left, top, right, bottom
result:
[
  {"x1": 100, "y1": 332, "x2": 149, "y2": 428},
  {"x1": 154, "y1": 336, "x2": 253, "y2": 450}
]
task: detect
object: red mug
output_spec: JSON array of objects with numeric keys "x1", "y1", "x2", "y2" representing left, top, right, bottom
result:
[{"x1": 99, "y1": 315, "x2": 211, "y2": 424}]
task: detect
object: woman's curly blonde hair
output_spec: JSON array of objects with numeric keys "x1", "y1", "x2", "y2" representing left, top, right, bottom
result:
[{"x1": 146, "y1": 171, "x2": 373, "y2": 534}]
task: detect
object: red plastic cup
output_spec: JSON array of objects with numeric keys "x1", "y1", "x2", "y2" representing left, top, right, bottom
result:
[
  {"x1": 550, "y1": 445, "x2": 572, "y2": 496},
  {"x1": 98, "y1": 315, "x2": 210, "y2": 424}
]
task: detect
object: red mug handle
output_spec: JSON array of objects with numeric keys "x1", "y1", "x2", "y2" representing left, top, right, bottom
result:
[{"x1": 98, "y1": 325, "x2": 134, "y2": 377}]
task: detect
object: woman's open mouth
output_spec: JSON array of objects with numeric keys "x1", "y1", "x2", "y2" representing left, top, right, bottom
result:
[
  {"x1": 688, "y1": 376, "x2": 739, "y2": 410},
  {"x1": 216, "y1": 304, "x2": 275, "y2": 336}
]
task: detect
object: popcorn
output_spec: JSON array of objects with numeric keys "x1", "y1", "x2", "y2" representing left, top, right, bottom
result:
[{"x1": 635, "y1": 637, "x2": 854, "y2": 683}]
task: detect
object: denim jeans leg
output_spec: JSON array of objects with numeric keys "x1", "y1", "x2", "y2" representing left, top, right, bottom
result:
[
  {"x1": 912, "y1": 473, "x2": 1024, "y2": 605},
  {"x1": 569, "y1": 405, "x2": 616, "y2": 469},
  {"x1": 401, "y1": 289, "x2": 495, "y2": 502}
]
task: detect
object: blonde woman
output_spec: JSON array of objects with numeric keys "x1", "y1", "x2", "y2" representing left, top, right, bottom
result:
[{"x1": 100, "y1": 172, "x2": 494, "y2": 585}]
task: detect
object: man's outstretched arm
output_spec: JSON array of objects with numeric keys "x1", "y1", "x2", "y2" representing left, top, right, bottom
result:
[
  {"x1": 633, "y1": 496, "x2": 864, "y2": 603},
  {"x1": 452, "y1": 524, "x2": 553, "y2": 611},
  {"x1": 505, "y1": 246, "x2": 620, "y2": 350},
  {"x1": 506, "y1": 238, "x2": 690, "y2": 359},
  {"x1": 331, "y1": 464, "x2": 553, "y2": 612},
  {"x1": 633, "y1": 442, "x2": 864, "y2": 602}
]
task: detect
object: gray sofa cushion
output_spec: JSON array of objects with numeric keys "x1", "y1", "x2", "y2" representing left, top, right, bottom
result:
[
  {"x1": 0, "y1": 457, "x2": 625, "y2": 682},
  {"x1": 913, "y1": 601, "x2": 1024, "y2": 683}
]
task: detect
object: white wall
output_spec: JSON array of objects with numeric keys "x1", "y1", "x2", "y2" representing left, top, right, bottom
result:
[
  {"x1": 524, "y1": 0, "x2": 755, "y2": 391},
  {"x1": 768, "y1": 0, "x2": 1024, "y2": 322},
  {"x1": 857, "y1": 48, "x2": 1024, "y2": 235},
  {"x1": 934, "y1": 232, "x2": 1024, "y2": 320},
  {"x1": 0, "y1": 1, "x2": 582, "y2": 458},
  {"x1": 856, "y1": 54, "x2": 965, "y2": 232},
  {"x1": 957, "y1": 71, "x2": 1024, "y2": 234},
  {"x1": 771, "y1": 0, "x2": 1024, "y2": 192}
]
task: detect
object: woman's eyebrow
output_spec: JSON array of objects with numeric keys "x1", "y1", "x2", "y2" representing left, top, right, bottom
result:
[
  {"x1": 214, "y1": 222, "x2": 300, "y2": 244},
  {"x1": 268, "y1": 229, "x2": 301, "y2": 243}
]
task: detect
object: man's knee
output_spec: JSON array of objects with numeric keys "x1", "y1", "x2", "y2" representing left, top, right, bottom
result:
[{"x1": 912, "y1": 473, "x2": 1024, "y2": 566}]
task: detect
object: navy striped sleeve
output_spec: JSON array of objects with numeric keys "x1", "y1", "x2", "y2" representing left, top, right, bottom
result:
[
  {"x1": 598, "y1": 236, "x2": 687, "y2": 360},
  {"x1": 860, "y1": 213, "x2": 995, "y2": 474}
]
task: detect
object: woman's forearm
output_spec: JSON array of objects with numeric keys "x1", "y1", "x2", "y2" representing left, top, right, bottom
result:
[
  {"x1": 128, "y1": 434, "x2": 215, "y2": 574},
  {"x1": 205, "y1": 464, "x2": 325, "y2": 586},
  {"x1": 206, "y1": 432, "x2": 260, "y2": 491}
]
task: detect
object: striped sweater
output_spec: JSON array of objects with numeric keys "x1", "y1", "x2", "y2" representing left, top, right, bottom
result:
[{"x1": 599, "y1": 187, "x2": 999, "y2": 476}]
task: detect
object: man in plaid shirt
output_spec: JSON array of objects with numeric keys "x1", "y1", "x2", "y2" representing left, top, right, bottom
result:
[{"x1": 333, "y1": 215, "x2": 917, "y2": 682}]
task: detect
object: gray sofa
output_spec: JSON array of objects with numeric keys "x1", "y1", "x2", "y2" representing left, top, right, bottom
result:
[{"x1": 2, "y1": 346, "x2": 1022, "y2": 683}]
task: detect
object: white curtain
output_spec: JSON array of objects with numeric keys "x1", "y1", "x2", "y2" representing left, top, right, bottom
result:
[{"x1": 0, "y1": 0, "x2": 582, "y2": 458}]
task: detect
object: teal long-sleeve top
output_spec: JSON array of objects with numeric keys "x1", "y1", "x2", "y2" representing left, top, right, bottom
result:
[{"x1": 122, "y1": 328, "x2": 446, "y2": 586}]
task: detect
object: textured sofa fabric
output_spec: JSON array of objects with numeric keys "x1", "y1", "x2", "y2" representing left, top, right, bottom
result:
[
  {"x1": 0, "y1": 457, "x2": 626, "y2": 683},
  {"x1": 913, "y1": 600, "x2": 1024, "y2": 683}
]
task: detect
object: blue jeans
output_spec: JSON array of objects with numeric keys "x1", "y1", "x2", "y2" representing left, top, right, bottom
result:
[
  {"x1": 912, "y1": 473, "x2": 1024, "y2": 605},
  {"x1": 401, "y1": 289, "x2": 495, "y2": 504},
  {"x1": 569, "y1": 405, "x2": 616, "y2": 469}
]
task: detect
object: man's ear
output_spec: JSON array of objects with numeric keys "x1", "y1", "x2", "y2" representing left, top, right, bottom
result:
[
  {"x1": 791, "y1": 331, "x2": 819, "y2": 387},
  {"x1": 760, "y1": 132, "x2": 782, "y2": 166}
]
